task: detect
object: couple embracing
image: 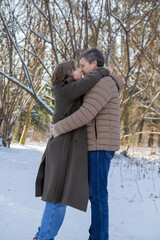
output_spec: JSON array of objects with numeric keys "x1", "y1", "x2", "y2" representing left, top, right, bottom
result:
[{"x1": 33, "y1": 48, "x2": 124, "y2": 240}]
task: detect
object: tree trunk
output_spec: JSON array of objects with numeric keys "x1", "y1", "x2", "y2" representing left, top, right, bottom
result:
[
  {"x1": 138, "y1": 119, "x2": 144, "y2": 145},
  {"x1": 158, "y1": 134, "x2": 160, "y2": 147},
  {"x1": 19, "y1": 99, "x2": 33, "y2": 145},
  {"x1": 121, "y1": 108, "x2": 129, "y2": 145},
  {"x1": 148, "y1": 132, "x2": 154, "y2": 147}
]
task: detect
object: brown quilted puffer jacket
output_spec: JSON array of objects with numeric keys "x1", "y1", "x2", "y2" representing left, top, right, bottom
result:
[{"x1": 53, "y1": 73, "x2": 124, "y2": 151}]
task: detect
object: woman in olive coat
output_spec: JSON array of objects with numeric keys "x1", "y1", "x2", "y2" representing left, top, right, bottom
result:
[{"x1": 34, "y1": 60, "x2": 109, "y2": 240}]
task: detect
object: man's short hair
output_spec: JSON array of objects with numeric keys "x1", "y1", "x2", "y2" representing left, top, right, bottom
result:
[{"x1": 80, "y1": 48, "x2": 104, "y2": 67}]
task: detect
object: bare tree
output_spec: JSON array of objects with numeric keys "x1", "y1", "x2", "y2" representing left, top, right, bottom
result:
[{"x1": 0, "y1": 0, "x2": 159, "y2": 148}]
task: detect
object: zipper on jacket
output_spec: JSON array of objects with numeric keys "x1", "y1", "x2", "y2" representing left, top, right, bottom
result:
[{"x1": 94, "y1": 118, "x2": 97, "y2": 139}]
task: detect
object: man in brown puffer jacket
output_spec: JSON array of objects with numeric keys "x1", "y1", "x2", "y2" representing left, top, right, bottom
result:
[{"x1": 51, "y1": 48, "x2": 124, "y2": 240}]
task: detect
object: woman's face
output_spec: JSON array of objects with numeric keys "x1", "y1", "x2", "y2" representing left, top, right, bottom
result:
[{"x1": 72, "y1": 68, "x2": 82, "y2": 81}]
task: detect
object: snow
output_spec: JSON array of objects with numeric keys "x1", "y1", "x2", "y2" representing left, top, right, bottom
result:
[{"x1": 0, "y1": 143, "x2": 160, "y2": 240}]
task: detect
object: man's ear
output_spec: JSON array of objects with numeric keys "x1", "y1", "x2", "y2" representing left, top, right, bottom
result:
[{"x1": 91, "y1": 60, "x2": 98, "y2": 68}]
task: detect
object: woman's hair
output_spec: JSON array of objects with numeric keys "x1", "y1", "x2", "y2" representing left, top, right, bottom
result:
[{"x1": 51, "y1": 60, "x2": 75, "y2": 86}]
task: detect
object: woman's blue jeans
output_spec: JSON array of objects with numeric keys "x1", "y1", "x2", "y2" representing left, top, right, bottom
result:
[
  {"x1": 88, "y1": 150, "x2": 115, "y2": 240},
  {"x1": 35, "y1": 202, "x2": 66, "y2": 240}
]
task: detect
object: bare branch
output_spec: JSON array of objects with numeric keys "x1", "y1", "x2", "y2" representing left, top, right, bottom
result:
[
  {"x1": 0, "y1": 9, "x2": 36, "y2": 94},
  {"x1": 0, "y1": 70, "x2": 53, "y2": 115},
  {"x1": 110, "y1": 2, "x2": 158, "y2": 32},
  {"x1": 25, "y1": 25, "x2": 67, "y2": 60},
  {"x1": 110, "y1": 54, "x2": 126, "y2": 78},
  {"x1": 31, "y1": 0, "x2": 71, "y2": 57},
  {"x1": 128, "y1": 3, "x2": 158, "y2": 32},
  {"x1": 17, "y1": 21, "x2": 51, "y2": 77}
]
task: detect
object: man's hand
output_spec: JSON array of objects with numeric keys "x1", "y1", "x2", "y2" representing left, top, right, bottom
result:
[
  {"x1": 107, "y1": 67, "x2": 112, "y2": 73},
  {"x1": 50, "y1": 123, "x2": 59, "y2": 138}
]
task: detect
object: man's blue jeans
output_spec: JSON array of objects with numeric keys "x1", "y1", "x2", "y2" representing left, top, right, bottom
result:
[
  {"x1": 88, "y1": 150, "x2": 115, "y2": 240},
  {"x1": 35, "y1": 202, "x2": 66, "y2": 240}
]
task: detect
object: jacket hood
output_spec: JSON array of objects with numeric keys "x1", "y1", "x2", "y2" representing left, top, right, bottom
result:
[{"x1": 110, "y1": 73, "x2": 124, "y2": 93}]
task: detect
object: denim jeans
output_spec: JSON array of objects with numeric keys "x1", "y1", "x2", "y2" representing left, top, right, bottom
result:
[
  {"x1": 88, "y1": 150, "x2": 115, "y2": 240},
  {"x1": 35, "y1": 202, "x2": 66, "y2": 240}
]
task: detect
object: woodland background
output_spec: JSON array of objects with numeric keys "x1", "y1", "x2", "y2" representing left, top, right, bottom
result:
[{"x1": 0, "y1": 0, "x2": 159, "y2": 150}]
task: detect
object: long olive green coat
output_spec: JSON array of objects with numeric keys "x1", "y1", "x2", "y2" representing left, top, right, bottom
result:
[{"x1": 35, "y1": 67, "x2": 109, "y2": 212}]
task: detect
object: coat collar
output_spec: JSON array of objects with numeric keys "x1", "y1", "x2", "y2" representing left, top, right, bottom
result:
[{"x1": 64, "y1": 77, "x2": 73, "y2": 83}]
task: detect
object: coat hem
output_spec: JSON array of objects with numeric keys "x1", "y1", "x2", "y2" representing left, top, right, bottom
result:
[{"x1": 40, "y1": 196, "x2": 88, "y2": 212}]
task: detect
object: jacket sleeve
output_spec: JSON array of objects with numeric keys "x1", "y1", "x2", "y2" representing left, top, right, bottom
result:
[
  {"x1": 59, "y1": 67, "x2": 109, "y2": 100},
  {"x1": 53, "y1": 79, "x2": 112, "y2": 135}
]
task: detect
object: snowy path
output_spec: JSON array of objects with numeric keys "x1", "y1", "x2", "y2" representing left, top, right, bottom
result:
[{"x1": 0, "y1": 143, "x2": 160, "y2": 240}]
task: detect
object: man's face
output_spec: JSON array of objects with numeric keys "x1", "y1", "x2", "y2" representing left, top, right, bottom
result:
[{"x1": 80, "y1": 57, "x2": 97, "y2": 77}]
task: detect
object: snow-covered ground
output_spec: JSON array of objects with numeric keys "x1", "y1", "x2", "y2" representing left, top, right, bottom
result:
[{"x1": 0, "y1": 143, "x2": 160, "y2": 240}]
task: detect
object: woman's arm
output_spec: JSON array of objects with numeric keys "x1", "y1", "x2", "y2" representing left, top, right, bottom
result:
[{"x1": 59, "y1": 67, "x2": 109, "y2": 100}]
